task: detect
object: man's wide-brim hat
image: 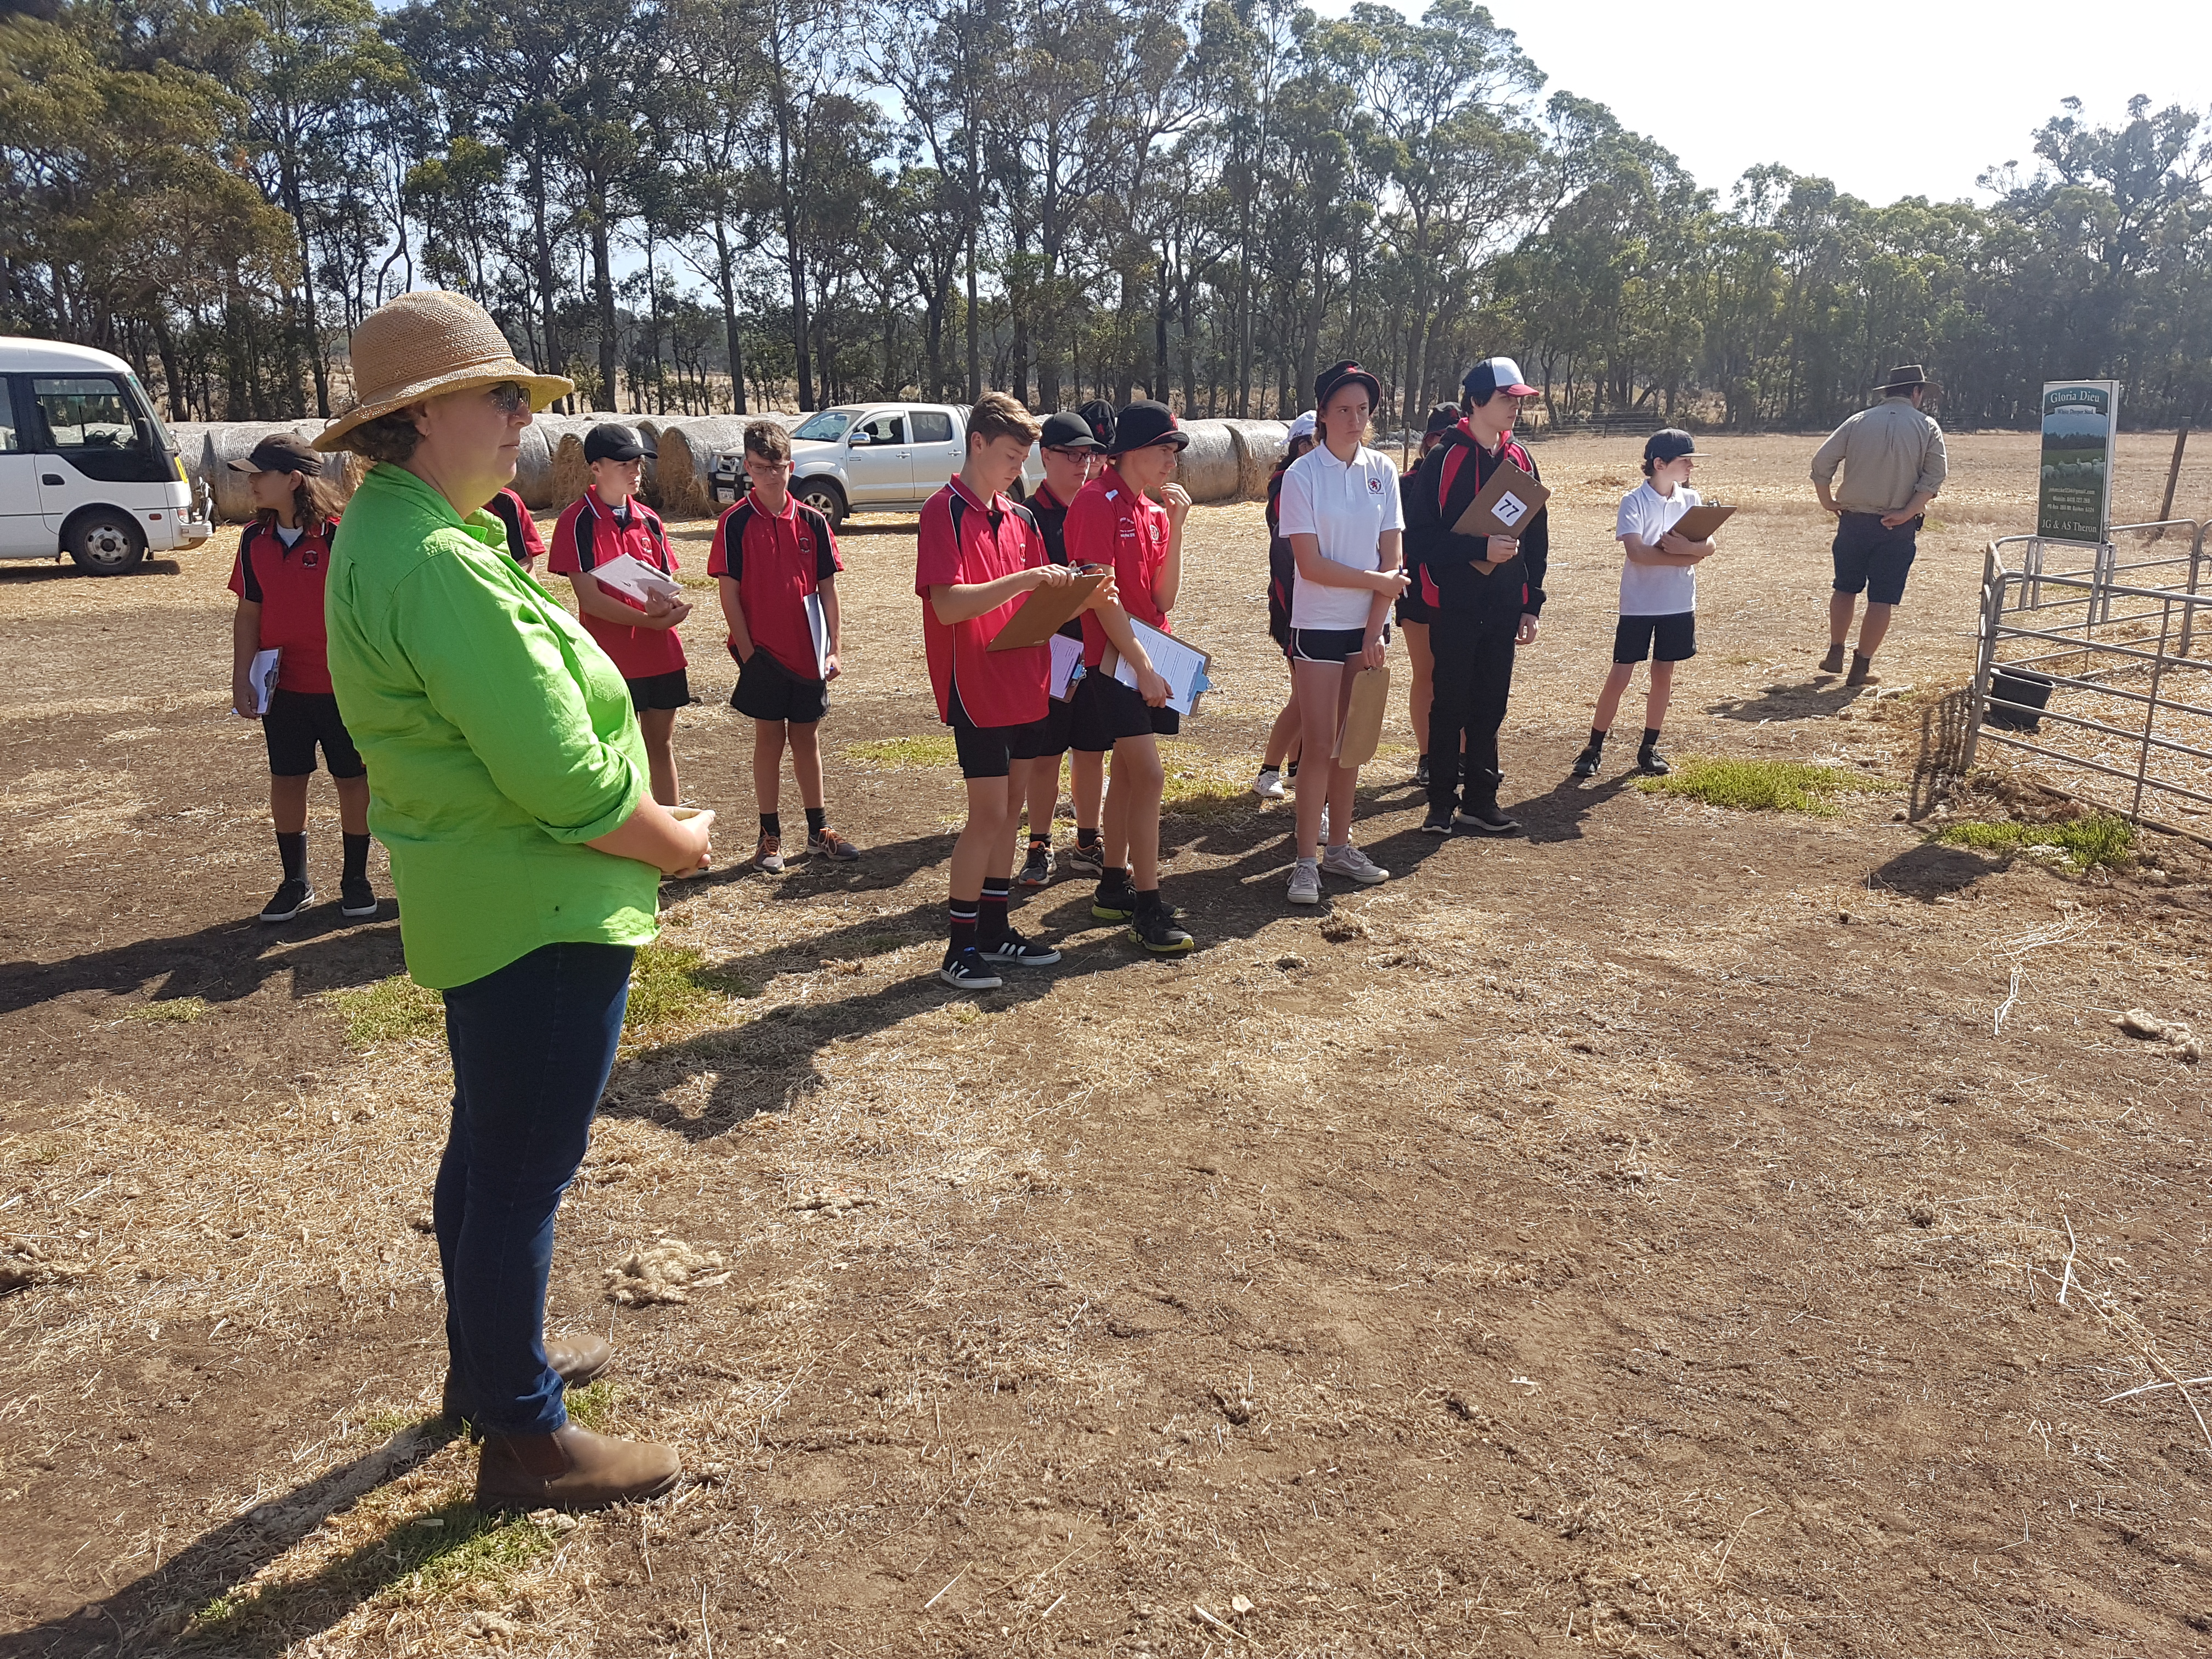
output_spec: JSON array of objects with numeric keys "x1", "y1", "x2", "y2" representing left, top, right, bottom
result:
[
  {"x1": 1877, "y1": 363, "x2": 1942, "y2": 396},
  {"x1": 316, "y1": 290, "x2": 574, "y2": 454}
]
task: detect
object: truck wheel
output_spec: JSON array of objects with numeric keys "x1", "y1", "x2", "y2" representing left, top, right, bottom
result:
[
  {"x1": 795, "y1": 480, "x2": 846, "y2": 528},
  {"x1": 65, "y1": 509, "x2": 148, "y2": 575}
]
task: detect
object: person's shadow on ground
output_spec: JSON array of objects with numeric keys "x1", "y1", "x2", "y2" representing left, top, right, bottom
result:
[
  {"x1": 1706, "y1": 679, "x2": 1867, "y2": 722},
  {"x1": 0, "y1": 909, "x2": 404, "y2": 1019}
]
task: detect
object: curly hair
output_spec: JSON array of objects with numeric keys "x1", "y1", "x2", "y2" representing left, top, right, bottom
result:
[{"x1": 348, "y1": 408, "x2": 423, "y2": 464}]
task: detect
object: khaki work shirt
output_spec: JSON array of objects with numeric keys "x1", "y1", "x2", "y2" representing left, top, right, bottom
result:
[{"x1": 1810, "y1": 397, "x2": 1948, "y2": 514}]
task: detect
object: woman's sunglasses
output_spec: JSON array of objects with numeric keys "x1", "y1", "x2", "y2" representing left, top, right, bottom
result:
[{"x1": 484, "y1": 382, "x2": 532, "y2": 415}]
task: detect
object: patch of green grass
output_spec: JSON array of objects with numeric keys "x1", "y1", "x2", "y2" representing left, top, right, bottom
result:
[
  {"x1": 1935, "y1": 814, "x2": 2135, "y2": 872},
  {"x1": 125, "y1": 996, "x2": 210, "y2": 1024},
  {"x1": 1637, "y1": 756, "x2": 1901, "y2": 816},
  {"x1": 354, "y1": 1406, "x2": 437, "y2": 1440},
  {"x1": 624, "y1": 943, "x2": 753, "y2": 1035},
  {"x1": 845, "y1": 732, "x2": 960, "y2": 769},
  {"x1": 563, "y1": 1378, "x2": 618, "y2": 1431},
  {"x1": 326, "y1": 974, "x2": 446, "y2": 1046}
]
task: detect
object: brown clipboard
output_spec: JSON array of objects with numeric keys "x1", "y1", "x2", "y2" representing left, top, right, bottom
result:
[
  {"x1": 1332, "y1": 665, "x2": 1390, "y2": 766},
  {"x1": 987, "y1": 570, "x2": 1107, "y2": 651},
  {"x1": 1451, "y1": 458, "x2": 1551, "y2": 541},
  {"x1": 1667, "y1": 503, "x2": 1736, "y2": 542}
]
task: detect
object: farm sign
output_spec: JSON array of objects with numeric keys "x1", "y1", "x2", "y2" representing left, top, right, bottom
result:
[{"x1": 2036, "y1": 380, "x2": 2120, "y2": 544}]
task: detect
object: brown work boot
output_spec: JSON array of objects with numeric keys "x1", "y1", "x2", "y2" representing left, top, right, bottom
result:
[
  {"x1": 475, "y1": 1424, "x2": 680, "y2": 1511},
  {"x1": 442, "y1": 1334, "x2": 615, "y2": 1433},
  {"x1": 1818, "y1": 641, "x2": 1846, "y2": 675},
  {"x1": 1845, "y1": 653, "x2": 1880, "y2": 687}
]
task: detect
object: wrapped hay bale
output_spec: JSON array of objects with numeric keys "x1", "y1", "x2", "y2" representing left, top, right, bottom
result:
[
  {"x1": 654, "y1": 416, "x2": 761, "y2": 521},
  {"x1": 188, "y1": 422, "x2": 324, "y2": 521},
  {"x1": 548, "y1": 429, "x2": 594, "y2": 511},
  {"x1": 518, "y1": 414, "x2": 611, "y2": 510},
  {"x1": 1225, "y1": 419, "x2": 1291, "y2": 501},
  {"x1": 1172, "y1": 420, "x2": 1242, "y2": 504}
]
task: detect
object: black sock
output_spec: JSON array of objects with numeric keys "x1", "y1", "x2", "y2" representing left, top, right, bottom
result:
[
  {"x1": 276, "y1": 831, "x2": 306, "y2": 883},
  {"x1": 1027, "y1": 832, "x2": 1049, "y2": 851},
  {"x1": 1641, "y1": 727, "x2": 1662, "y2": 748},
  {"x1": 947, "y1": 899, "x2": 978, "y2": 955},
  {"x1": 342, "y1": 832, "x2": 370, "y2": 884},
  {"x1": 1097, "y1": 863, "x2": 1128, "y2": 894},
  {"x1": 1587, "y1": 728, "x2": 1607, "y2": 748},
  {"x1": 760, "y1": 812, "x2": 781, "y2": 837},
  {"x1": 1285, "y1": 759, "x2": 1299, "y2": 780},
  {"x1": 1076, "y1": 826, "x2": 1100, "y2": 850},
  {"x1": 1133, "y1": 887, "x2": 1161, "y2": 915},
  {"x1": 978, "y1": 877, "x2": 1011, "y2": 945},
  {"x1": 804, "y1": 805, "x2": 826, "y2": 836}
]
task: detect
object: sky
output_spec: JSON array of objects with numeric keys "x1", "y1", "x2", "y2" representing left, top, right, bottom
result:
[{"x1": 1322, "y1": 0, "x2": 2212, "y2": 207}]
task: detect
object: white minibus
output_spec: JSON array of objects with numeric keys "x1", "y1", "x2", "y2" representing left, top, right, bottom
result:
[{"x1": 0, "y1": 336, "x2": 212, "y2": 574}]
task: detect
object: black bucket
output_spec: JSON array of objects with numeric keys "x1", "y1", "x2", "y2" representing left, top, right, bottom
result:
[{"x1": 1987, "y1": 666, "x2": 2054, "y2": 733}]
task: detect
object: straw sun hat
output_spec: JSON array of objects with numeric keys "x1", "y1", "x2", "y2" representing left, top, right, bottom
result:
[{"x1": 315, "y1": 290, "x2": 574, "y2": 454}]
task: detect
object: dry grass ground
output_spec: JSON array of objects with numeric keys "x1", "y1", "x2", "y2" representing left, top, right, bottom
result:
[{"x1": 2, "y1": 431, "x2": 2209, "y2": 1658}]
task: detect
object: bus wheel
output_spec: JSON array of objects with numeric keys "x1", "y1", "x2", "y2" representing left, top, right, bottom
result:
[{"x1": 66, "y1": 509, "x2": 148, "y2": 575}]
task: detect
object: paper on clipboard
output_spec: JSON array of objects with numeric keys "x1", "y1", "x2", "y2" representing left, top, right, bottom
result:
[
  {"x1": 249, "y1": 648, "x2": 281, "y2": 715},
  {"x1": 591, "y1": 552, "x2": 682, "y2": 605},
  {"x1": 1047, "y1": 633, "x2": 1084, "y2": 700},
  {"x1": 1451, "y1": 457, "x2": 1551, "y2": 541},
  {"x1": 803, "y1": 590, "x2": 832, "y2": 678},
  {"x1": 1111, "y1": 619, "x2": 1212, "y2": 716}
]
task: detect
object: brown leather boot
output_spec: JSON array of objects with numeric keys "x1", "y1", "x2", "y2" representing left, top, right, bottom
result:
[
  {"x1": 475, "y1": 1424, "x2": 680, "y2": 1511},
  {"x1": 442, "y1": 1334, "x2": 614, "y2": 1432},
  {"x1": 1845, "y1": 653, "x2": 1880, "y2": 686},
  {"x1": 1819, "y1": 641, "x2": 1847, "y2": 675}
]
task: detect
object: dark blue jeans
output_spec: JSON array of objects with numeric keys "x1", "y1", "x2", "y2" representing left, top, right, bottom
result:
[{"x1": 435, "y1": 941, "x2": 634, "y2": 1436}]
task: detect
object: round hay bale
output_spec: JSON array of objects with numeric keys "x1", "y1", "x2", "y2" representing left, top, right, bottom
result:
[
  {"x1": 187, "y1": 421, "x2": 326, "y2": 521},
  {"x1": 1224, "y1": 420, "x2": 1291, "y2": 501},
  {"x1": 514, "y1": 414, "x2": 606, "y2": 509},
  {"x1": 654, "y1": 417, "x2": 762, "y2": 522},
  {"x1": 548, "y1": 430, "x2": 594, "y2": 511},
  {"x1": 1171, "y1": 420, "x2": 1242, "y2": 504}
]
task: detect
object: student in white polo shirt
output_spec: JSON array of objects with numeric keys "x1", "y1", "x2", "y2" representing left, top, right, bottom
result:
[{"x1": 1274, "y1": 359, "x2": 1410, "y2": 904}]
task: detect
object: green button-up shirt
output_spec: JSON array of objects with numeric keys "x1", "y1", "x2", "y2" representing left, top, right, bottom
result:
[{"x1": 325, "y1": 462, "x2": 656, "y2": 990}]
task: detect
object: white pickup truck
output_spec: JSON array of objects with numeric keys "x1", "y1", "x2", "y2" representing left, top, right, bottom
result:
[{"x1": 709, "y1": 402, "x2": 1043, "y2": 525}]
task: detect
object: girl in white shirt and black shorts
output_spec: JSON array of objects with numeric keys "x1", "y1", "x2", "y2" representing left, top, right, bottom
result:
[{"x1": 1274, "y1": 359, "x2": 1411, "y2": 904}]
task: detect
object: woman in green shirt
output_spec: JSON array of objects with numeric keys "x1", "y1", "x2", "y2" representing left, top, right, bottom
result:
[{"x1": 318, "y1": 291, "x2": 713, "y2": 1511}]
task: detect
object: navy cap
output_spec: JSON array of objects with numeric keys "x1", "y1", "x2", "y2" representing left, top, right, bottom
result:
[
  {"x1": 229, "y1": 435, "x2": 324, "y2": 476},
  {"x1": 584, "y1": 422, "x2": 656, "y2": 464},
  {"x1": 1040, "y1": 410, "x2": 1106, "y2": 452},
  {"x1": 1462, "y1": 357, "x2": 1538, "y2": 403},
  {"x1": 1109, "y1": 400, "x2": 1188, "y2": 454},
  {"x1": 1314, "y1": 358, "x2": 1383, "y2": 409},
  {"x1": 1424, "y1": 403, "x2": 1460, "y2": 438},
  {"x1": 1076, "y1": 399, "x2": 1117, "y2": 450},
  {"x1": 1643, "y1": 429, "x2": 1701, "y2": 464}
]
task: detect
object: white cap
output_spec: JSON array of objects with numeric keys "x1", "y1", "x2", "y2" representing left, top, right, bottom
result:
[{"x1": 1287, "y1": 410, "x2": 1317, "y2": 441}]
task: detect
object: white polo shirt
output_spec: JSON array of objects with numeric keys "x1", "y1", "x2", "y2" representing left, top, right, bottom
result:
[
  {"x1": 1615, "y1": 482, "x2": 1701, "y2": 616},
  {"x1": 1277, "y1": 441, "x2": 1404, "y2": 629}
]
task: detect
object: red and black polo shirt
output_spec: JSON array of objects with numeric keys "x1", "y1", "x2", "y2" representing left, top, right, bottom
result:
[
  {"x1": 547, "y1": 490, "x2": 687, "y2": 680},
  {"x1": 915, "y1": 475, "x2": 1049, "y2": 729},
  {"x1": 707, "y1": 490, "x2": 842, "y2": 679},
  {"x1": 486, "y1": 487, "x2": 546, "y2": 566},
  {"x1": 228, "y1": 516, "x2": 340, "y2": 693},
  {"x1": 1067, "y1": 465, "x2": 1172, "y2": 668}
]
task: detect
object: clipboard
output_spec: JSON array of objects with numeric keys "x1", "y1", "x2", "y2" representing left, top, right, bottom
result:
[
  {"x1": 988, "y1": 569, "x2": 1107, "y2": 651},
  {"x1": 803, "y1": 590, "x2": 832, "y2": 677},
  {"x1": 1451, "y1": 458, "x2": 1551, "y2": 541},
  {"x1": 1110, "y1": 619, "x2": 1214, "y2": 715},
  {"x1": 1667, "y1": 503, "x2": 1736, "y2": 542},
  {"x1": 250, "y1": 648, "x2": 281, "y2": 715},
  {"x1": 1332, "y1": 665, "x2": 1390, "y2": 766}
]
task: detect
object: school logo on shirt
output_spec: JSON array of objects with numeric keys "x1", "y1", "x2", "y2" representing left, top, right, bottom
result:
[
  {"x1": 1367, "y1": 475, "x2": 1385, "y2": 495},
  {"x1": 797, "y1": 531, "x2": 815, "y2": 557},
  {"x1": 304, "y1": 551, "x2": 321, "y2": 567}
]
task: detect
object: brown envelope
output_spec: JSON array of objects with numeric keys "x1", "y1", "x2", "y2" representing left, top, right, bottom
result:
[
  {"x1": 1666, "y1": 503, "x2": 1736, "y2": 542},
  {"x1": 1332, "y1": 665, "x2": 1390, "y2": 766},
  {"x1": 1451, "y1": 458, "x2": 1551, "y2": 541},
  {"x1": 988, "y1": 571, "x2": 1107, "y2": 651}
]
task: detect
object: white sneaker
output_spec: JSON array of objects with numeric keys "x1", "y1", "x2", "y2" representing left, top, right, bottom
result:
[
  {"x1": 1286, "y1": 857, "x2": 1322, "y2": 905},
  {"x1": 1251, "y1": 767, "x2": 1287, "y2": 800},
  {"x1": 1322, "y1": 842, "x2": 1389, "y2": 884}
]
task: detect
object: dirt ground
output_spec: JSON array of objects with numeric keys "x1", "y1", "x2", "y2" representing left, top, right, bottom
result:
[{"x1": 3, "y1": 431, "x2": 2209, "y2": 1658}]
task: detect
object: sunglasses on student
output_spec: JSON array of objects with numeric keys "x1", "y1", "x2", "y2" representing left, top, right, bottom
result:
[{"x1": 483, "y1": 381, "x2": 531, "y2": 415}]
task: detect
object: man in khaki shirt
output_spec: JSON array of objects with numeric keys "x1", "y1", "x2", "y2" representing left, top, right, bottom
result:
[{"x1": 1810, "y1": 364, "x2": 1948, "y2": 685}]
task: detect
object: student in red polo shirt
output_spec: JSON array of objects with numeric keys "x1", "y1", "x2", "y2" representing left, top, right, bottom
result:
[
  {"x1": 710, "y1": 419, "x2": 861, "y2": 873},
  {"x1": 1065, "y1": 400, "x2": 1192, "y2": 956},
  {"x1": 548, "y1": 424, "x2": 691, "y2": 805},
  {"x1": 225, "y1": 436, "x2": 377, "y2": 923},
  {"x1": 916, "y1": 393, "x2": 1139, "y2": 991},
  {"x1": 485, "y1": 486, "x2": 546, "y2": 573}
]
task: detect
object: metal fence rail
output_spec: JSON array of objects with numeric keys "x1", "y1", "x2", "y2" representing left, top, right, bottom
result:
[{"x1": 1966, "y1": 523, "x2": 2212, "y2": 830}]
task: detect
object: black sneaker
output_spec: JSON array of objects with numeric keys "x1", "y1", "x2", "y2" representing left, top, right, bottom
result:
[
  {"x1": 1571, "y1": 744, "x2": 1604, "y2": 780},
  {"x1": 1420, "y1": 805, "x2": 1456, "y2": 836},
  {"x1": 980, "y1": 929, "x2": 1060, "y2": 966},
  {"x1": 1455, "y1": 802, "x2": 1521, "y2": 835},
  {"x1": 1017, "y1": 843, "x2": 1052, "y2": 887},
  {"x1": 938, "y1": 947, "x2": 1004, "y2": 991},
  {"x1": 259, "y1": 877, "x2": 314, "y2": 922},
  {"x1": 1091, "y1": 878, "x2": 1135, "y2": 923},
  {"x1": 340, "y1": 878, "x2": 378, "y2": 918},
  {"x1": 1637, "y1": 745, "x2": 1672, "y2": 776},
  {"x1": 1127, "y1": 905, "x2": 1195, "y2": 956},
  {"x1": 1413, "y1": 755, "x2": 1430, "y2": 787},
  {"x1": 1065, "y1": 840, "x2": 1106, "y2": 878}
]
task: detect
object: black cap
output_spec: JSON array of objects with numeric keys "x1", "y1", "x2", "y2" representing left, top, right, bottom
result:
[
  {"x1": 1314, "y1": 359, "x2": 1382, "y2": 409},
  {"x1": 1643, "y1": 429, "x2": 1701, "y2": 465},
  {"x1": 1076, "y1": 399, "x2": 1116, "y2": 450},
  {"x1": 584, "y1": 422, "x2": 656, "y2": 464},
  {"x1": 228, "y1": 435, "x2": 324, "y2": 476},
  {"x1": 1108, "y1": 400, "x2": 1188, "y2": 455},
  {"x1": 1424, "y1": 403, "x2": 1460, "y2": 438},
  {"x1": 1040, "y1": 410, "x2": 1106, "y2": 452}
]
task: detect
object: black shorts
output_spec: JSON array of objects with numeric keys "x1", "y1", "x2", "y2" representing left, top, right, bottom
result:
[
  {"x1": 1069, "y1": 665, "x2": 1178, "y2": 749},
  {"x1": 628, "y1": 668, "x2": 692, "y2": 713},
  {"x1": 263, "y1": 689, "x2": 365, "y2": 779},
  {"x1": 1031, "y1": 687, "x2": 1077, "y2": 758},
  {"x1": 1613, "y1": 612, "x2": 1697, "y2": 664},
  {"x1": 1832, "y1": 512, "x2": 1920, "y2": 606},
  {"x1": 948, "y1": 685, "x2": 1052, "y2": 780},
  {"x1": 1394, "y1": 590, "x2": 1434, "y2": 626},
  {"x1": 730, "y1": 648, "x2": 829, "y2": 724},
  {"x1": 1289, "y1": 624, "x2": 1386, "y2": 664}
]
